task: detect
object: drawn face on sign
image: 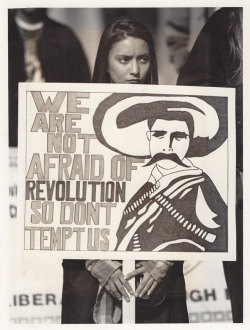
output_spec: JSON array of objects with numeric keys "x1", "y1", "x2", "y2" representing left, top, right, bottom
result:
[
  {"x1": 107, "y1": 36, "x2": 150, "y2": 84},
  {"x1": 147, "y1": 119, "x2": 190, "y2": 169}
]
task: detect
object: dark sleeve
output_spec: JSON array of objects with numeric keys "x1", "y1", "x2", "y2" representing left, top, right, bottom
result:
[
  {"x1": 8, "y1": 14, "x2": 26, "y2": 147},
  {"x1": 61, "y1": 27, "x2": 91, "y2": 83},
  {"x1": 38, "y1": 18, "x2": 90, "y2": 83},
  {"x1": 177, "y1": 8, "x2": 231, "y2": 87},
  {"x1": 177, "y1": 7, "x2": 243, "y2": 171}
]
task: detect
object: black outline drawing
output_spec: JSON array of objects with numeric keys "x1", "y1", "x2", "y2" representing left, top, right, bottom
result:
[{"x1": 93, "y1": 93, "x2": 228, "y2": 252}]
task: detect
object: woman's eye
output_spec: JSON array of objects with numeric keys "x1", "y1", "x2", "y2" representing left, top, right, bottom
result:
[
  {"x1": 138, "y1": 57, "x2": 149, "y2": 64},
  {"x1": 118, "y1": 57, "x2": 130, "y2": 64}
]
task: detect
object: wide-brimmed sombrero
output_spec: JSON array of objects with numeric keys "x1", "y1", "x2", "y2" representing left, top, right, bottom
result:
[{"x1": 93, "y1": 93, "x2": 228, "y2": 158}]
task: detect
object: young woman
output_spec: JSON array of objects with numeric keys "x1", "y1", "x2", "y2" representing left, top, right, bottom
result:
[
  {"x1": 62, "y1": 17, "x2": 188, "y2": 324},
  {"x1": 92, "y1": 16, "x2": 158, "y2": 84}
]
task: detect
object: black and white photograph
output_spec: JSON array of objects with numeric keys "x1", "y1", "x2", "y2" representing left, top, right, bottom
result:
[{"x1": 0, "y1": 0, "x2": 247, "y2": 328}]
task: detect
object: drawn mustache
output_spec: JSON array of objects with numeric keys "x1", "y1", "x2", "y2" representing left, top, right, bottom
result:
[{"x1": 143, "y1": 152, "x2": 189, "y2": 167}]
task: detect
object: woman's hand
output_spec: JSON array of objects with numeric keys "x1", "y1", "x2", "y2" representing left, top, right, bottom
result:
[
  {"x1": 104, "y1": 268, "x2": 134, "y2": 302},
  {"x1": 124, "y1": 261, "x2": 171, "y2": 298}
]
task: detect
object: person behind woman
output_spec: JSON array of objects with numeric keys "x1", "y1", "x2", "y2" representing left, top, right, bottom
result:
[
  {"x1": 177, "y1": 7, "x2": 243, "y2": 323},
  {"x1": 62, "y1": 17, "x2": 188, "y2": 324}
]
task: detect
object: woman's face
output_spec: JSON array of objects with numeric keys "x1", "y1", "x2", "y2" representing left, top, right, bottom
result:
[{"x1": 107, "y1": 36, "x2": 151, "y2": 84}]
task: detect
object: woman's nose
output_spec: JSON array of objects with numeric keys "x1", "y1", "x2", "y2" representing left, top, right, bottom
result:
[{"x1": 130, "y1": 60, "x2": 139, "y2": 76}]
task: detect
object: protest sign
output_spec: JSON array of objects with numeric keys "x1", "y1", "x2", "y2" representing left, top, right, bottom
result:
[{"x1": 18, "y1": 83, "x2": 235, "y2": 260}]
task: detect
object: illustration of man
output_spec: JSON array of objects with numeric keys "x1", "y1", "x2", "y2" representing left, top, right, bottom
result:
[{"x1": 93, "y1": 94, "x2": 228, "y2": 253}]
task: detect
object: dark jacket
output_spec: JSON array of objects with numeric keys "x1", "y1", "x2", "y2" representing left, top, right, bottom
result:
[
  {"x1": 8, "y1": 13, "x2": 90, "y2": 146},
  {"x1": 177, "y1": 7, "x2": 242, "y2": 172},
  {"x1": 177, "y1": 8, "x2": 243, "y2": 322}
]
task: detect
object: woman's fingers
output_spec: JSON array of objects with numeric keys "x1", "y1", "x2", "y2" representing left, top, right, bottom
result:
[
  {"x1": 105, "y1": 269, "x2": 134, "y2": 301},
  {"x1": 124, "y1": 266, "x2": 145, "y2": 280},
  {"x1": 138, "y1": 277, "x2": 155, "y2": 298},
  {"x1": 114, "y1": 277, "x2": 130, "y2": 302},
  {"x1": 135, "y1": 274, "x2": 154, "y2": 297},
  {"x1": 147, "y1": 280, "x2": 158, "y2": 296},
  {"x1": 105, "y1": 267, "x2": 160, "y2": 301},
  {"x1": 106, "y1": 280, "x2": 122, "y2": 300},
  {"x1": 119, "y1": 273, "x2": 134, "y2": 295}
]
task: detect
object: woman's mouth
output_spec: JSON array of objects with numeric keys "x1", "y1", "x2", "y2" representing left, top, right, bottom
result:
[{"x1": 127, "y1": 79, "x2": 140, "y2": 84}]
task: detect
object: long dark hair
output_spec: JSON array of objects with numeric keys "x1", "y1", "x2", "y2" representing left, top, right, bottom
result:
[
  {"x1": 225, "y1": 7, "x2": 243, "y2": 86},
  {"x1": 92, "y1": 16, "x2": 158, "y2": 84}
]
